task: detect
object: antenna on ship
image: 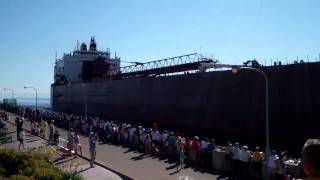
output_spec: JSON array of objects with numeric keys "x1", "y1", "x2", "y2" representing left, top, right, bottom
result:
[
  {"x1": 55, "y1": 51, "x2": 57, "y2": 63},
  {"x1": 77, "y1": 40, "x2": 79, "y2": 51}
]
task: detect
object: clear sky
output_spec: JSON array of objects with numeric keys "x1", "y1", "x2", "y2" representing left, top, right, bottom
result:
[{"x1": 0, "y1": 0, "x2": 319, "y2": 98}]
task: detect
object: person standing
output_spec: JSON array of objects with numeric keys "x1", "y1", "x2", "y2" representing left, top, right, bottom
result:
[
  {"x1": 251, "y1": 146, "x2": 264, "y2": 179},
  {"x1": 49, "y1": 120, "x2": 55, "y2": 144},
  {"x1": 89, "y1": 132, "x2": 97, "y2": 168},
  {"x1": 176, "y1": 136, "x2": 185, "y2": 171},
  {"x1": 41, "y1": 119, "x2": 45, "y2": 138},
  {"x1": 67, "y1": 128, "x2": 74, "y2": 155},
  {"x1": 144, "y1": 134, "x2": 152, "y2": 156},
  {"x1": 300, "y1": 139, "x2": 320, "y2": 180},
  {"x1": 18, "y1": 130, "x2": 25, "y2": 150},
  {"x1": 16, "y1": 117, "x2": 23, "y2": 141},
  {"x1": 74, "y1": 131, "x2": 82, "y2": 156},
  {"x1": 53, "y1": 130, "x2": 60, "y2": 145},
  {"x1": 231, "y1": 142, "x2": 241, "y2": 179},
  {"x1": 267, "y1": 150, "x2": 279, "y2": 179},
  {"x1": 239, "y1": 145, "x2": 251, "y2": 178}
]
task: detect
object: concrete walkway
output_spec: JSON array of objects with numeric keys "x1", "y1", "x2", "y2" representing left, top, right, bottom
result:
[
  {"x1": 0, "y1": 117, "x2": 123, "y2": 180},
  {"x1": 5, "y1": 112, "x2": 222, "y2": 180}
]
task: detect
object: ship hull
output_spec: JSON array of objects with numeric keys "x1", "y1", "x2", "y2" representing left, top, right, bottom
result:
[{"x1": 51, "y1": 62, "x2": 320, "y2": 153}]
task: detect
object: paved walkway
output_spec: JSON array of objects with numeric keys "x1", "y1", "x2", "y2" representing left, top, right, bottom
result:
[
  {"x1": 0, "y1": 116, "x2": 122, "y2": 180},
  {"x1": 4, "y1": 112, "x2": 223, "y2": 180}
]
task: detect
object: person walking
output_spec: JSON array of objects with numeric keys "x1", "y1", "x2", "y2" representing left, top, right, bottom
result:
[{"x1": 89, "y1": 132, "x2": 97, "y2": 168}]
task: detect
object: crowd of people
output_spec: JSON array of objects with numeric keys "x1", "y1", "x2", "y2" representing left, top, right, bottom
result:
[{"x1": 1, "y1": 107, "x2": 319, "y2": 179}]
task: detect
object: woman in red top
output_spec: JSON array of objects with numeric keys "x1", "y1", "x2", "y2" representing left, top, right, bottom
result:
[{"x1": 192, "y1": 136, "x2": 201, "y2": 161}]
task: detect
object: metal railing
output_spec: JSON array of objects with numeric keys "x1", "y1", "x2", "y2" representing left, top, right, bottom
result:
[{"x1": 109, "y1": 53, "x2": 217, "y2": 75}]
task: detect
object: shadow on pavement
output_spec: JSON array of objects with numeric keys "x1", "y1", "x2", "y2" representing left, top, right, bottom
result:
[
  {"x1": 166, "y1": 164, "x2": 177, "y2": 170},
  {"x1": 130, "y1": 154, "x2": 145, "y2": 161},
  {"x1": 164, "y1": 158, "x2": 176, "y2": 164},
  {"x1": 53, "y1": 156, "x2": 67, "y2": 163},
  {"x1": 123, "y1": 149, "x2": 133, "y2": 153},
  {"x1": 55, "y1": 156, "x2": 77, "y2": 165},
  {"x1": 26, "y1": 139, "x2": 42, "y2": 143},
  {"x1": 169, "y1": 170, "x2": 180, "y2": 175},
  {"x1": 76, "y1": 166, "x2": 91, "y2": 173}
]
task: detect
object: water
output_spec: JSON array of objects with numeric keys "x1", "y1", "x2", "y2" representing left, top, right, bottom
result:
[{"x1": 16, "y1": 97, "x2": 51, "y2": 109}]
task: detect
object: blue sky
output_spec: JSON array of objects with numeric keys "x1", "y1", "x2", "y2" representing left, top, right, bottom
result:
[{"x1": 0, "y1": 0, "x2": 319, "y2": 98}]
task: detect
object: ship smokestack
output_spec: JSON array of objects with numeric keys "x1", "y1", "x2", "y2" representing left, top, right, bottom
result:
[
  {"x1": 89, "y1": 36, "x2": 97, "y2": 51},
  {"x1": 80, "y1": 43, "x2": 87, "y2": 51}
]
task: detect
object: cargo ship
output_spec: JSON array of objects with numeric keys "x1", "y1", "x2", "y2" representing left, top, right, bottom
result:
[{"x1": 51, "y1": 37, "x2": 320, "y2": 152}]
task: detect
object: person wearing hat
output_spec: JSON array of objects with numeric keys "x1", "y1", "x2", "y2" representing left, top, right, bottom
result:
[{"x1": 89, "y1": 132, "x2": 97, "y2": 168}]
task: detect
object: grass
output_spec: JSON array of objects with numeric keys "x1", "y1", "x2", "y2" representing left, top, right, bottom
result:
[{"x1": 0, "y1": 147, "x2": 83, "y2": 180}]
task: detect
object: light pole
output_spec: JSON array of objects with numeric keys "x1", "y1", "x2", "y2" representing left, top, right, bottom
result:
[
  {"x1": 24, "y1": 86, "x2": 38, "y2": 122},
  {"x1": 3, "y1": 88, "x2": 14, "y2": 99},
  {"x1": 231, "y1": 66, "x2": 271, "y2": 160}
]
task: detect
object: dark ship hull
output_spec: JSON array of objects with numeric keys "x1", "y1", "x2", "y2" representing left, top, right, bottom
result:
[{"x1": 51, "y1": 62, "x2": 320, "y2": 152}]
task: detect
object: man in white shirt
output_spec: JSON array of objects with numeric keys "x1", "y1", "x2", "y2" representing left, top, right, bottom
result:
[
  {"x1": 129, "y1": 126, "x2": 136, "y2": 146},
  {"x1": 151, "y1": 129, "x2": 161, "y2": 148},
  {"x1": 267, "y1": 150, "x2": 279, "y2": 179},
  {"x1": 239, "y1": 145, "x2": 251, "y2": 178},
  {"x1": 239, "y1": 146, "x2": 250, "y2": 162},
  {"x1": 231, "y1": 142, "x2": 241, "y2": 179},
  {"x1": 200, "y1": 139, "x2": 209, "y2": 152}
]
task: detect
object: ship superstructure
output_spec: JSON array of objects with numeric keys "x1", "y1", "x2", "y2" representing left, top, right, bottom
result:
[{"x1": 54, "y1": 37, "x2": 120, "y2": 84}]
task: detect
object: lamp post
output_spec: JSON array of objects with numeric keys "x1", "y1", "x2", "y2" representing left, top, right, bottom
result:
[
  {"x1": 231, "y1": 66, "x2": 271, "y2": 160},
  {"x1": 3, "y1": 88, "x2": 14, "y2": 99},
  {"x1": 24, "y1": 86, "x2": 38, "y2": 122}
]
